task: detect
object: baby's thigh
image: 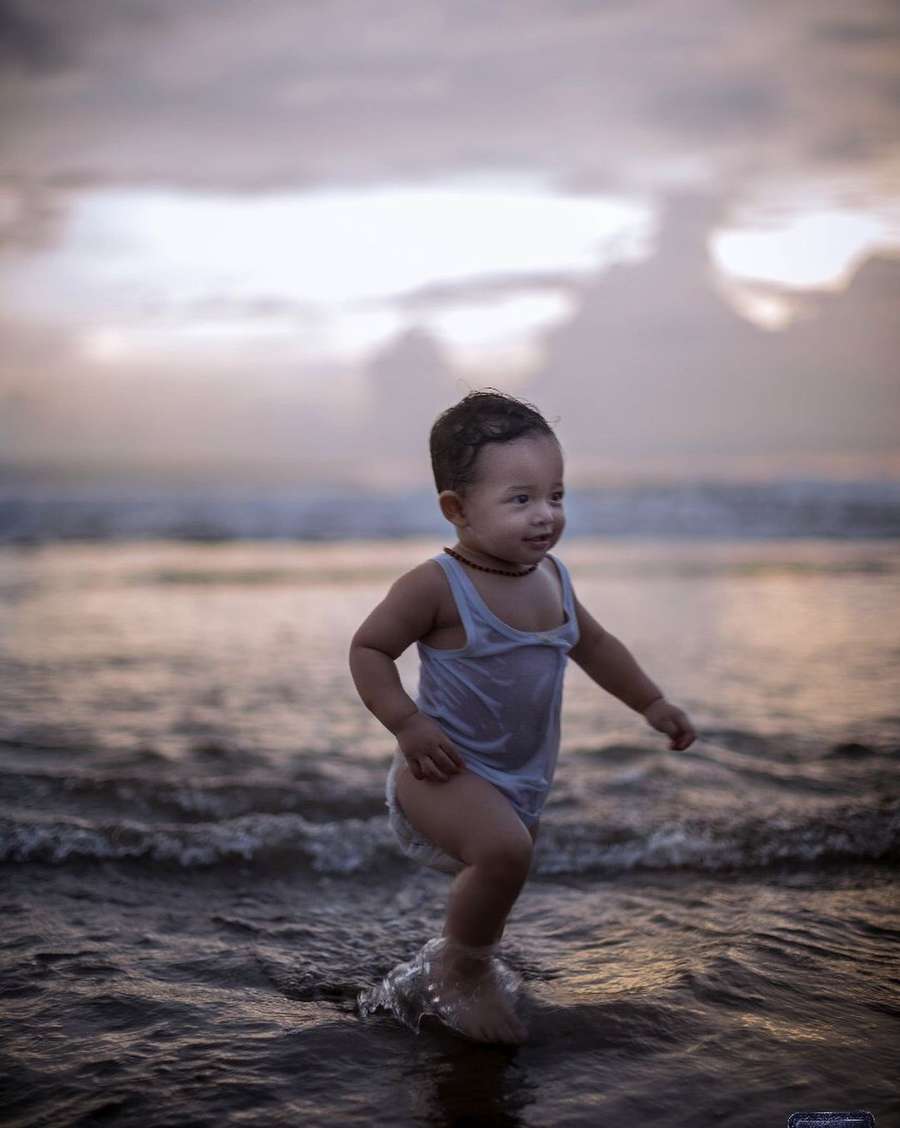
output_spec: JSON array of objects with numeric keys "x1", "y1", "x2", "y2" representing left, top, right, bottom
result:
[{"x1": 394, "y1": 759, "x2": 533, "y2": 869}]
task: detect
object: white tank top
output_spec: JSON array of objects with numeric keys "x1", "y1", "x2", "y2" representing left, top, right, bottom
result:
[{"x1": 415, "y1": 551, "x2": 580, "y2": 829}]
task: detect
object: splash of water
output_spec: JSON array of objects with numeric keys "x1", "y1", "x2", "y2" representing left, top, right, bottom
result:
[{"x1": 357, "y1": 935, "x2": 525, "y2": 1042}]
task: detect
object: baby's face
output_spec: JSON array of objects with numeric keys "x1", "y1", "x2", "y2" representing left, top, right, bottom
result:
[{"x1": 454, "y1": 433, "x2": 566, "y2": 567}]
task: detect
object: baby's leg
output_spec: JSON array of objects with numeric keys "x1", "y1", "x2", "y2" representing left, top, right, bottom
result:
[
  {"x1": 395, "y1": 760, "x2": 535, "y2": 945},
  {"x1": 394, "y1": 761, "x2": 534, "y2": 1042}
]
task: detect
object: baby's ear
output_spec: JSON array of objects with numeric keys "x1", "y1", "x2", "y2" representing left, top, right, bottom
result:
[{"x1": 438, "y1": 490, "x2": 466, "y2": 527}]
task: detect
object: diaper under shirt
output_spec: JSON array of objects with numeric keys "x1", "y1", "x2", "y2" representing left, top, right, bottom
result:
[{"x1": 415, "y1": 551, "x2": 580, "y2": 829}]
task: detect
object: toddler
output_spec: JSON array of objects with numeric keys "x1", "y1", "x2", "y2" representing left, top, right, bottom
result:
[{"x1": 350, "y1": 390, "x2": 696, "y2": 1044}]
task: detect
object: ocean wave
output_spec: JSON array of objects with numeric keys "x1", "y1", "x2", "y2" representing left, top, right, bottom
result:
[
  {"x1": 2, "y1": 479, "x2": 899, "y2": 542},
  {"x1": 533, "y1": 799, "x2": 900, "y2": 875},
  {"x1": 0, "y1": 811, "x2": 393, "y2": 873},
  {"x1": 0, "y1": 766, "x2": 381, "y2": 822},
  {"x1": 2, "y1": 798, "x2": 897, "y2": 876}
]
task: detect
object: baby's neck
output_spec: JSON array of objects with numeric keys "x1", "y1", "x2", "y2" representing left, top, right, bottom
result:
[{"x1": 451, "y1": 541, "x2": 532, "y2": 572}]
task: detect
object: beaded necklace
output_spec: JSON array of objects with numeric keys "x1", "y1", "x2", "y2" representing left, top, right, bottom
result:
[{"x1": 443, "y1": 545, "x2": 538, "y2": 577}]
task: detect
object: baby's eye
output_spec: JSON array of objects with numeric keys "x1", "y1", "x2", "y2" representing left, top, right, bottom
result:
[
  {"x1": 551, "y1": 491, "x2": 565, "y2": 502},
  {"x1": 512, "y1": 494, "x2": 529, "y2": 504}
]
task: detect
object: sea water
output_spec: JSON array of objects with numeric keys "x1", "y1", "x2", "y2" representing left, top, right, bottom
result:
[{"x1": 1, "y1": 535, "x2": 898, "y2": 1126}]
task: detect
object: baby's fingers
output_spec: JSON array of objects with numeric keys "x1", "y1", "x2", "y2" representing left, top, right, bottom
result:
[
  {"x1": 437, "y1": 743, "x2": 466, "y2": 774},
  {"x1": 678, "y1": 723, "x2": 697, "y2": 750},
  {"x1": 419, "y1": 753, "x2": 451, "y2": 782},
  {"x1": 671, "y1": 714, "x2": 696, "y2": 751}
]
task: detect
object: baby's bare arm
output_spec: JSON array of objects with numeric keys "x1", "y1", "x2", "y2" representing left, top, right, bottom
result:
[
  {"x1": 569, "y1": 592, "x2": 696, "y2": 750},
  {"x1": 349, "y1": 562, "x2": 466, "y2": 780},
  {"x1": 349, "y1": 562, "x2": 442, "y2": 731},
  {"x1": 569, "y1": 595, "x2": 663, "y2": 713}
]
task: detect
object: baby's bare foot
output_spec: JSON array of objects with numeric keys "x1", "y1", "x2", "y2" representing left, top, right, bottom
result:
[
  {"x1": 424, "y1": 939, "x2": 528, "y2": 1044},
  {"x1": 455, "y1": 973, "x2": 528, "y2": 1044}
]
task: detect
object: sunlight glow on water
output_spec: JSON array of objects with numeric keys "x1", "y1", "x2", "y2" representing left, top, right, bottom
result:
[{"x1": 2, "y1": 537, "x2": 897, "y2": 760}]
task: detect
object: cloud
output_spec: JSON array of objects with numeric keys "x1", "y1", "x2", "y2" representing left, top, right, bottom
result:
[
  {"x1": 0, "y1": 0, "x2": 897, "y2": 194},
  {"x1": 644, "y1": 76, "x2": 785, "y2": 138},
  {"x1": 0, "y1": 0, "x2": 69, "y2": 74},
  {"x1": 3, "y1": 190, "x2": 897, "y2": 484},
  {"x1": 813, "y1": 14, "x2": 900, "y2": 46},
  {"x1": 1, "y1": 1, "x2": 897, "y2": 484},
  {"x1": 523, "y1": 191, "x2": 900, "y2": 472}
]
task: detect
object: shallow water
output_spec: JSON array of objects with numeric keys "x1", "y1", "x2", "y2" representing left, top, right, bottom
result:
[{"x1": 1, "y1": 537, "x2": 898, "y2": 1126}]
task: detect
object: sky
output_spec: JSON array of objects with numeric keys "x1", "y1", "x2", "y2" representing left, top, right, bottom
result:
[{"x1": 1, "y1": 0, "x2": 899, "y2": 487}]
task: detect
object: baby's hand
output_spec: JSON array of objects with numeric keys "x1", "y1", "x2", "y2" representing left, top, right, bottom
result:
[
  {"x1": 396, "y1": 712, "x2": 466, "y2": 783},
  {"x1": 642, "y1": 697, "x2": 696, "y2": 751}
]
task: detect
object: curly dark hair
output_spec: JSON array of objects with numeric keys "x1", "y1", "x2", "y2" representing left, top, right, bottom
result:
[{"x1": 429, "y1": 389, "x2": 558, "y2": 495}]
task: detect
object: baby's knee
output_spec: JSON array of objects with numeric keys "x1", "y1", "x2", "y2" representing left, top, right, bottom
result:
[{"x1": 474, "y1": 836, "x2": 533, "y2": 885}]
